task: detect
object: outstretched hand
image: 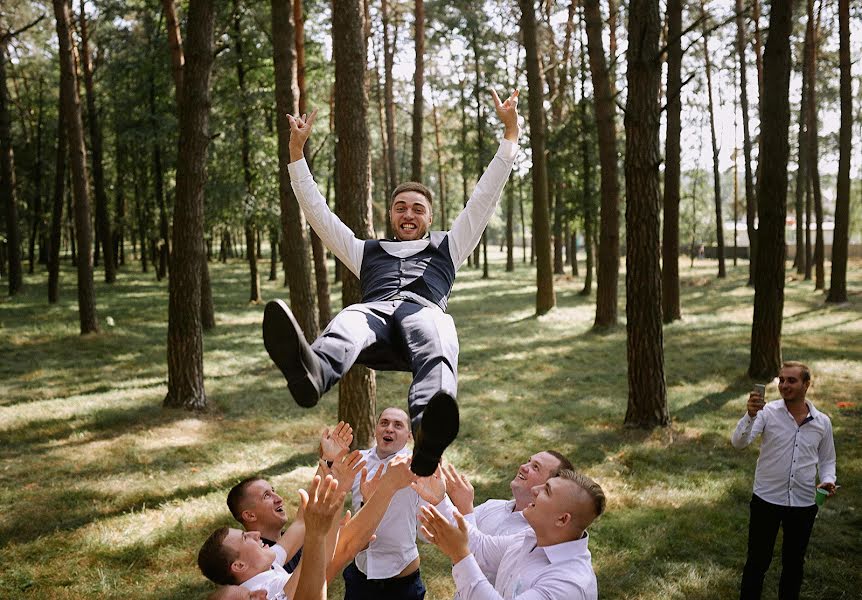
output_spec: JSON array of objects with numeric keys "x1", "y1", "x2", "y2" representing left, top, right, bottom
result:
[
  {"x1": 288, "y1": 108, "x2": 318, "y2": 161},
  {"x1": 442, "y1": 463, "x2": 474, "y2": 515},
  {"x1": 419, "y1": 505, "x2": 470, "y2": 564},
  {"x1": 491, "y1": 89, "x2": 519, "y2": 142},
  {"x1": 299, "y1": 474, "x2": 346, "y2": 540},
  {"x1": 320, "y1": 421, "x2": 353, "y2": 462},
  {"x1": 412, "y1": 464, "x2": 446, "y2": 505}
]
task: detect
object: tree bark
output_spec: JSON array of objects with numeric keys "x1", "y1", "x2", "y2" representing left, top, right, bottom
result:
[
  {"x1": 1, "y1": 40, "x2": 23, "y2": 295},
  {"x1": 749, "y1": 0, "x2": 794, "y2": 380},
  {"x1": 78, "y1": 1, "x2": 115, "y2": 284},
  {"x1": 431, "y1": 99, "x2": 447, "y2": 230},
  {"x1": 505, "y1": 175, "x2": 514, "y2": 272},
  {"x1": 382, "y1": 0, "x2": 397, "y2": 206},
  {"x1": 702, "y1": 5, "x2": 726, "y2": 279},
  {"x1": 662, "y1": 0, "x2": 682, "y2": 322},
  {"x1": 53, "y1": 0, "x2": 99, "y2": 333},
  {"x1": 584, "y1": 0, "x2": 619, "y2": 328},
  {"x1": 148, "y1": 68, "x2": 169, "y2": 281},
  {"x1": 735, "y1": 0, "x2": 757, "y2": 284},
  {"x1": 272, "y1": 0, "x2": 318, "y2": 338},
  {"x1": 333, "y1": 0, "x2": 376, "y2": 448},
  {"x1": 48, "y1": 88, "x2": 66, "y2": 303},
  {"x1": 28, "y1": 77, "x2": 44, "y2": 274},
  {"x1": 411, "y1": 0, "x2": 424, "y2": 181},
  {"x1": 520, "y1": 0, "x2": 555, "y2": 315},
  {"x1": 164, "y1": 0, "x2": 215, "y2": 410},
  {"x1": 805, "y1": 0, "x2": 824, "y2": 291},
  {"x1": 623, "y1": 0, "x2": 667, "y2": 428},
  {"x1": 793, "y1": 59, "x2": 808, "y2": 276},
  {"x1": 826, "y1": 0, "x2": 850, "y2": 303}
]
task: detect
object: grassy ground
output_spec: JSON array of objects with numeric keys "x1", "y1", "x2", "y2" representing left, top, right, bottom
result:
[{"x1": 1, "y1": 252, "x2": 860, "y2": 599}]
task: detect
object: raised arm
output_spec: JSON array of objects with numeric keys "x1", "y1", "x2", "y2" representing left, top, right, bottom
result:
[
  {"x1": 447, "y1": 89, "x2": 520, "y2": 269},
  {"x1": 731, "y1": 393, "x2": 767, "y2": 449},
  {"x1": 286, "y1": 108, "x2": 364, "y2": 276}
]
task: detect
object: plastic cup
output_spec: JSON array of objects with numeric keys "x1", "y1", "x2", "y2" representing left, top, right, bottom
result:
[{"x1": 815, "y1": 487, "x2": 829, "y2": 507}]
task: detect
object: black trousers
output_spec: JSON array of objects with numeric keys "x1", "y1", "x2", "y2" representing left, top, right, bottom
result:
[
  {"x1": 740, "y1": 494, "x2": 818, "y2": 600},
  {"x1": 343, "y1": 560, "x2": 426, "y2": 600}
]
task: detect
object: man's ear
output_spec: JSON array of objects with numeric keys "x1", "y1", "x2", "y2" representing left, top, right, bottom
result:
[
  {"x1": 231, "y1": 558, "x2": 247, "y2": 577},
  {"x1": 241, "y1": 509, "x2": 257, "y2": 524},
  {"x1": 557, "y1": 511, "x2": 572, "y2": 528}
]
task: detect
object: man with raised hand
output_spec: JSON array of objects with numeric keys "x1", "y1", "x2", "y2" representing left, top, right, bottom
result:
[
  {"x1": 262, "y1": 89, "x2": 520, "y2": 476},
  {"x1": 421, "y1": 469, "x2": 605, "y2": 600},
  {"x1": 732, "y1": 361, "x2": 838, "y2": 600}
]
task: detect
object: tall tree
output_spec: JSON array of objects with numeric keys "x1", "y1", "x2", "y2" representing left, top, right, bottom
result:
[
  {"x1": 662, "y1": 0, "x2": 682, "y2": 322},
  {"x1": 584, "y1": 0, "x2": 620, "y2": 328},
  {"x1": 78, "y1": 0, "x2": 115, "y2": 284},
  {"x1": 805, "y1": 0, "x2": 824, "y2": 291},
  {"x1": 333, "y1": 0, "x2": 376, "y2": 448},
  {"x1": 735, "y1": 0, "x2": 757, "y2": 284},
  {"x1": 48, "y1": 87, "x2": 66, "y2": 303},
  {"x1": 701, "y1": 1, "x2": 726, "y2": 279},
  {"x1": 411, "y1": 0, "x2": 424, "y2": 181},
  {"x1": 826, "y1": 0, "x2": 850, "y2": 303},
  {"x1": 164, "y1": 0, "x2": 215, "y2": 410},
  {"x1": 272, "y1": 0, "x2": 318, "y2": 338},
  {"x1": 793, "y1": 30, "x2": 809, "y2": 276},
  {"x1": 0, "y1": 35, "x2": 22, "y2": 295},
  {"x1": 623, "y1": 0, "x2": 667, "y2": 428},
  {"x1": 519, "y1": 0, "x2": 554, "y2": 315},
  {"x1": 749, "y1": 0, "x2": 794, "y2": 380},
  {"x1": 381, "y1": 0, "x2": 397, "y2": 206},
  {"x1": 53, "y1": 0, "x2": 99, "y2": 333},
  {"x1": 232, "y1": 0, "x2": 261, "y2": 304}
]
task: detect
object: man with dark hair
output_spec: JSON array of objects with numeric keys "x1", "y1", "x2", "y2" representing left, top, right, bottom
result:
[
  {"x1": 732, "y1": 361, "x2": 838, "y2": 600},
  {"x1": 263, "y1": 89, "x2": 521, "y2": 477},
  {"x1": 421, "y1": 469, "x2": 606, "y2": 600}
]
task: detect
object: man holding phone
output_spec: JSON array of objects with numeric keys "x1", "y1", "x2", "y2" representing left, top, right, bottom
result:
[{"x1": 731, "y1": 361, "x2": 838, "y2": 600}]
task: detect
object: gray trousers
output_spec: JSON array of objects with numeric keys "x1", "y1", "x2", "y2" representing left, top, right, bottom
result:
[{"x1": 311, "y1": 300, "x2": 459, "y2": 429}]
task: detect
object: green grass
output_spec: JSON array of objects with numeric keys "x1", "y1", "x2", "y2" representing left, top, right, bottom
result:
[{"x1": 1, "y1": 252, "x2": 860, "y2": 599}]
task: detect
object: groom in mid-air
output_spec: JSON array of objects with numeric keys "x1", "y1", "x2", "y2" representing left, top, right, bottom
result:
[{"x1": 264, "y1": 88, "x2": 520, "y2": 477}]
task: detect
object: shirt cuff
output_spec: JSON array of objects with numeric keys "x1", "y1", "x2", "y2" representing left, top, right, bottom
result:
[
  {"x1": 287, "y1": 157, "x2": 312, "y2": 180},
  {"x1": 452, "y1": 554, "x2": 486, "y2": 593},
  {"x1": 496, "y1": 139, "x2": 519, "y2": 161}
]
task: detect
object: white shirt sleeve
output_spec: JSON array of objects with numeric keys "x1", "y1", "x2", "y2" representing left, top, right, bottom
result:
[
  {"x1": 447, "y1": 139, "x2": 518, "y2": 269},
  {"x1": 287, "y1": 158, "x2": 365, "y2": 277},
  {"x1": 452, "y1": 553, "x2": 589, "y2": 600},
  {"x1": 731, "y1": 411, "x2": 765, "y2": 449},
  {"x1": 463, "y1": 515, "x2": 521, "y2": 583},
  {"x1": 817, "y1": 416, "x2": 837, "y2": 485}
]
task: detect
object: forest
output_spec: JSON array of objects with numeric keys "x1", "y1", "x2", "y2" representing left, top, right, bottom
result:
[{"x1": 1, "y1": 0, "x2": 860, "y2": 598}]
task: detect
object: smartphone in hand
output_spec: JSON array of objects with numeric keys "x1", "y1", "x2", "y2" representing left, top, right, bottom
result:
[{"x1": 753, "y1": 383, "x2": 766, "y2": 398}]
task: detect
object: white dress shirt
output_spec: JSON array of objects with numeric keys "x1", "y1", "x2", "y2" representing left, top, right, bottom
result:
[
  {"x1": 242, "y1": 544, "x2": 290, "y2": 600},
  {"x1": 452, "y1": 514, "x2": 597, "y2": 600},
  {"x1": 731, "y1": 399, "x2": 837, "y2": 506},
  {"x1": 288, "y1": 139, "x2": 519, "y2": 277},
  {"x1": 474, "y1": 499, "x2": 530, "y2": 537},
  {"x1": 350, "y1": 446, "x2": 421, "y2": 579}
]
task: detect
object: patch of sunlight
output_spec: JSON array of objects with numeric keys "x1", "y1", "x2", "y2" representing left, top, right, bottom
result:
[
  {"x1": 112, "y1": 376, "x2": 165, "y2": 390},
  {"x1": 0, "y1": 385, "x2": 159, "y2": 431},
  {"x1": 212, "y1": 311, "x2": 263, "y2": 327},
  {"x1": 135, "y1": 419, "x2": 210, "y2": 451},
  {"x1": 653, "y1": 562, "x2": 735, "y2": 598}
]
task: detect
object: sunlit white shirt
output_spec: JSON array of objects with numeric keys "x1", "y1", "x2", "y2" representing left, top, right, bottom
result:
[
  {"x1": 242, "y1": 544, "x2": 290, "y2": 600},
  {"x1": 731, "y1": 399, "x2": 836, "y2": 506},
  {"x1": 474, "y1": 499, "x2": 530, "y2": 537},
  {"x1": 452, "y1": 515, "x2": 597, "y2": 600}
]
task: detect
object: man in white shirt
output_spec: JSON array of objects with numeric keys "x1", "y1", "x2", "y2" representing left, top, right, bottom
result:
[
  {"x1": 731, "y1": 361, "x2": 838, "y2": 600},
  {"x1": 343, "y1": 407, "x2": 446, "y2": 600},
  {"x1": 420, "y1": 469, "x2": 606, "y2": 600},
  {"x1": 262, "y1": 90, "x2": 521, "y2": 477}
]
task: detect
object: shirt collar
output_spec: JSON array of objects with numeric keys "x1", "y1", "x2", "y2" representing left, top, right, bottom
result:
[{"x1": 522, "y1": 529, "x2": 591, "y2": 564}]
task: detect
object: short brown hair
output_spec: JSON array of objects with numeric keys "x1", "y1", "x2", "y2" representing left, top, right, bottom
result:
[
  {"x1": 227, "y1": 477, "x2": 262, "y2": 523},
  {"x1": 390, "y1": 182, "x2": 433, "y2": 207},
  {"x1": 781, "y1": 361, "x2": 812, "y2": 383},
  {"x1": 198, "y1": 527, "x2": 237, "y2": 585},
  {"x1": 558, "y1": 469, "x2": 606, "y2": 518},
  {"x1": 545, "y1": 450, "x2": 574, "y2": 476}
]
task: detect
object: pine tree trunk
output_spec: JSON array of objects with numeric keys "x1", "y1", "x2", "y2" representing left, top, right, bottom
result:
[
  {"x1": 505, "y1": 178, "x2": 514, "y2": 272},
  {"x1": 553, "y1": 186, "x2": 564, "y2": 274},
  {"x1": 520, "y1": 0, "x2": 555, "y2": 315},
  {"x1": 702, "y1": 6, "x2": 726, "y2": 279},
  {"x1": 662, "y1": 0, "x2": 682, "y2": 322},
  {"x1": 735, "y1": 0, "x2": 758, "y2": 284},
  {"x1": 164, "y1": 0, "x2": 215, "y2": 410},
  {"x1": 431, "y1": 101, "x2": 447, "y2": 230},
  {"x1": 0, "y1": 41, "x2": 23, "y2": 295},
  {"x1": 805, "y1": 0, "x2": 824, "y2": 291},
  {"x1": 28, "y1": 77, "x2": 44, "y2": 274},
  {"x1": 793, "y1": 39, "x2": 809, "y2": 275},
  {"x1": 53, "y1": 0, "x2": 99, "y2": 333},
  {"x1": 624, "y1": 0, "x2": 667, "y2": 428},
  {"x1": 826, "y1": 0, "x2": 850, "y2": 303},
  {"x1": 749, "y1": 0, "x2": 794, "y2": 380},
  {"x1": 78, "y1": 1, "x2": 115, "y2": 284},
  {"x1": 48, "y1": 89, "x2": 66, "y2": 303},
  {"x1": 272, "y1": 0, "x2": 318, "y2": 338},
  {"x1": 382, "y1": 0, "x2": 398, "y2": 211},
  {"x1": 584, "y1": 0, "x2": 619, "y2": 328},
  {"x1": 411, "y1": 0, "x2": 424, "y2": 181},
  {"x1": 333, "y1": 0, "x2": 376, "y2": 448}
]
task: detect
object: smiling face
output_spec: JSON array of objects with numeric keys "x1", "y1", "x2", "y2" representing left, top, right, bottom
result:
[
  {"x1": 222, "y1": 528, "x2": 276, "y2": 583},
  {"x1": 510, "y1": 452, "x2": 562, "y2": 501},
  {"x1": 241, "y1": 479, "x2": 287, "y2": 531},
  {"x1": 374, "y1": 407, "x2": 412, "y2": 458},
  {"x1": 778, "y1": 365, "x2": 810, "y2": 404},
  {"x1": 390, "y1": 191, "x2": 432, "y2": 241}
]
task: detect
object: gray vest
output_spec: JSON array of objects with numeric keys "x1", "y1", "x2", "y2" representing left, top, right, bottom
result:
[{"x1": 360, "y1": 231, "x2": 456, "y2": 311}]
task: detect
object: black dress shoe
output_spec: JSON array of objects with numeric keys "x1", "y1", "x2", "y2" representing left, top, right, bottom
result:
[
  {"x1": 411, "y1": 392, "x2": 459, "y2": 476},
  {"x1": 263, "y1": 299, "x2": 323, "y2": 408}
]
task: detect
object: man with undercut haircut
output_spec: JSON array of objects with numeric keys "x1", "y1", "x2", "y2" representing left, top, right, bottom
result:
[
  {"x1": 263, "y1": 89, "x2": 521, "y2": 477},
  {"x1": 422, "y1": 469, "x2": 606, "y2": 600}
]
